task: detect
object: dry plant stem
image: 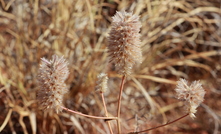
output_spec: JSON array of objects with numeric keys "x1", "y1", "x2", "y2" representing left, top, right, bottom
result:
[
  {"x1": 101, "y1": 93, "x2": 114, "y2": 134},
  {"x1": 0, "y1": 108, "x2": 12, "y2": 131},
  {"x1": 117, "y1": 75, "x2": 126, "y2": 134},
  {"x1": 60, "y1": 106, "x2": 117, "y2": 120},
  {"x1": 128, "y1": 113, "x2": 189, "y2": 134}
]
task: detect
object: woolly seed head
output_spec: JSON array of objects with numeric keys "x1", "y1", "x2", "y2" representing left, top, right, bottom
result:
[
  {"x1": 107, "y1": 10, "x2": 142, "y2": 75},
  {"x1": 95, "y1": 73, "x2": 108, "y2": 93},
  {"x1": 37, "y1": 55, "x2": 69, "y2": 113},
  {"x1": 175, "y1": 78, "x2": 206, "y2": 119}
]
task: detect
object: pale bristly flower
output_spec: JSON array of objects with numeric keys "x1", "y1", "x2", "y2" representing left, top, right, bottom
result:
[
  {"x1": 37, "y1": 55, "x2": 69, "y2": 113},
  {"x1": 175, "y1": 78, "x2": 206, "y2": 119},
  {"x1": 95, "y1": 73, "x2": 108, "y2": 93},
  {"x1": 107, "y1": 10, "x2": 142, "y2": 75}
]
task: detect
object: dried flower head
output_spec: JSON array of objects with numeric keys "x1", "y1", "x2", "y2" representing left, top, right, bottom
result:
[
  {"x1": 107, "y1": 10, "x2": 142, "y2": 75},
  {"x1": 175, "y1": 78, "x2": 206, "y2": 119},
  {"x1": 95, "y1": 73, "x2": 108, "y2": 93},
  {"x1": 37, "y1": 55, "x2": 69, "y2": 113}
]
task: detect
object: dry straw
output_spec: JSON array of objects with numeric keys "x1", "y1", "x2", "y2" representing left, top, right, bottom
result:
[
  {"x1": 108, "y1": 10, "x2": 142, "y2": 75},
  {"x1": 1, "y1": 0, "x2": 220, "y2": 133},
  {"x1": 37, "y1": 55, "x2": 69, "y2": 113}
]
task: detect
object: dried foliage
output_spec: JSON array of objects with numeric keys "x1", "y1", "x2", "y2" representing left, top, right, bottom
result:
[{"x1": 0, "y1": 0, "x2": 221, "y2": 134}]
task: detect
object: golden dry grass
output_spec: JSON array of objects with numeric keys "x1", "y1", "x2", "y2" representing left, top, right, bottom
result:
[{"x1": 0, "y1": 0, "x2": 221, "y2": 134}]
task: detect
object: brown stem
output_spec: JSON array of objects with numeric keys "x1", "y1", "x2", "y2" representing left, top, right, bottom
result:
[
  {"x1": 60, "y1": 106, "x2": 117, "y2": 120},
  {"x1": 128, "y1": 113, "x2": 189, "y2": 134},
  {"x1": 117, "y1": 75, "x2": 126, "y2": 134},
  {"x1": 101, "y1": 93, "x2": 114, "y2": 134}
]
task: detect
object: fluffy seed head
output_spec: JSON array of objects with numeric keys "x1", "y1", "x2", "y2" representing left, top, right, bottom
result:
[
  {"x1": 107, "y1": 10, "x2": 142, "y2": 75},
  {"x1": 95, "y1": 73, "x2": 108, "y2": 93},
  {"x1": 37, "y1": 55, "x2": 69, "y2": 113},
  {"x1": 175, "y1": 78, "x2": 206, "y2": 119}
]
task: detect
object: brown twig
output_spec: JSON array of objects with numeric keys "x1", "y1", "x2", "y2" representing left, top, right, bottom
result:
[
  {"x1": 117, "y1": 75, "x2": 126, "y2": 134},
  {"x1": 101, "y1": 93, "x2": 114, "y2": 134},
  {"x1": 128, "y1": 113, "x2": 189, "y2": 134},
  {"x1": 60, "y1": 106, "x2": 117, "y2": 120}
]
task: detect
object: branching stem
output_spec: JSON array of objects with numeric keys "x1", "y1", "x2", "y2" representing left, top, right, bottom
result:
[{"x1": 101, "y1": 93, "x2": 114, "y2": 134}]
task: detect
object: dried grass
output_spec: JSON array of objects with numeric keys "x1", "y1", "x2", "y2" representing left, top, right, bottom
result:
[{"x1": 0, "y1": 0, "x2": 221, "y2": 133}]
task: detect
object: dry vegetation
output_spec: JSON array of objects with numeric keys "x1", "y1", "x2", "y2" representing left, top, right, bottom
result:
[{"x1": 0, "y1": 0, "x2": 221, "y2": 134}]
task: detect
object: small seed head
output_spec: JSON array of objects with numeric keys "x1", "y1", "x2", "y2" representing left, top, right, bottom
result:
[
  {"x1": 175, "y1": 78, "x2": 206, "y2": 119},
  {"x1": 37, "y1": 55, "x2": 69, "y2": 113},
  {"x1": 108, "y1": 10, "x2": 142, "y2": 75},
  {"x1": 95, "y1": 73, "x2": 108, "y2": 93}
]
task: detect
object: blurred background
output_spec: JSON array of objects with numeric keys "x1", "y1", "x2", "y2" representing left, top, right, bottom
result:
[{"x1": 0, "y1": 0, "x2": 221, "y2": 133}]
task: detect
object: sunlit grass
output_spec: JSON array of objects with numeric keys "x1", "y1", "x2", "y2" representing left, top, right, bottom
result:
[{"x1": 0, "y1": 0, "x2": 221, "y2": 133}]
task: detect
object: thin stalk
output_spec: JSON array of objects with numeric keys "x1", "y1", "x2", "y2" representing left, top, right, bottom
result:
[
  {"x1": 128, "y1": 113, "x2": 189, "y2": 134},
  {"x1": 117, "y1": 75, "x2": 126, "y2": 134},
  {"x1": 101, "y1": 93, "x2": 114, "y2": 134},
  {"x1": 60, "y1": 106, "x2": 117, "y2": 120}
]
